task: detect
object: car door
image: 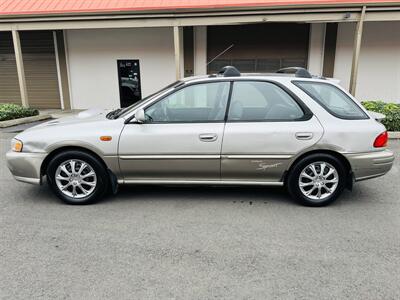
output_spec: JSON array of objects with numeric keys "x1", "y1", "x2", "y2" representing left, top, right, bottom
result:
[
  {"x1": 221, "y1": 80, "x2": 324, "y2": 182},
  {"x1": 119, "y1": 81, "x2": 230, "y2": 182}
]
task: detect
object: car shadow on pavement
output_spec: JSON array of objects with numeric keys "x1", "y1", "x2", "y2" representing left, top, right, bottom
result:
[
  {"x1": 106, "y1": 185, "x2": 300, "y2": 206},
  {"x1": 22, "y1": 180, "x2": 365, "y2": 207}
]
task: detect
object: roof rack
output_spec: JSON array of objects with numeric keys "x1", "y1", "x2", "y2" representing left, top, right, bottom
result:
[
  {"x1": 217, "y1": 66, "x2": 241, "y2": 77},
  {"x1": 208, "y1": 66, "x2": 315, "y2": 79},
  {"x1": 276, "y1": 67, "x2": 312, "y2": 78}
]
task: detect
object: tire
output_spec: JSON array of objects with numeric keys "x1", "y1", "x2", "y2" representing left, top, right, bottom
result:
[
  {"x1": 286, "y1": 153, "x2": 347, "y2": 207},
  {"x1": 46, "y1": 150, "x2": 109, "y2": 205}
]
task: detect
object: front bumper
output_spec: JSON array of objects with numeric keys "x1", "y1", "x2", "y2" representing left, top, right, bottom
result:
[
  {"x1": 345, "y1": 149, "x2": 395, "y2": 181},
  {"x1": 6, "y1": 151, "x2": 47, "y2": 185}
]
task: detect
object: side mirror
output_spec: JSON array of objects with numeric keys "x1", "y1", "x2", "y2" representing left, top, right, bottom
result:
[{"x1": 134, "y1": 108, "x2": 146, "y2": 123}]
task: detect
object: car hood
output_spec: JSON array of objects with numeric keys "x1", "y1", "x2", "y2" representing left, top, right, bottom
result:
[
  {"x1": 26, "y1": 108, "x2": 110, "y2": 131},
  {"x1": 14, "y1": 108, "x2": 125, "y2": 154}
]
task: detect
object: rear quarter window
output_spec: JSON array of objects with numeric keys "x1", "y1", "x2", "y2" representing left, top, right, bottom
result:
[{"x1": 293, "y1": 81, "x2": 369, "y2": 120}]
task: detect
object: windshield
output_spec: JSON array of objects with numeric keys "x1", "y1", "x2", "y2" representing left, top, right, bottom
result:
[{"x1": 116, "y1": 81, "x2": 182, "y2": 118}]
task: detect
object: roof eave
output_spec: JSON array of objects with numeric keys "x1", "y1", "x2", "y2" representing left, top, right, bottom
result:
[{"x1": 1, "y1": 2, "x2": 400, "y2": 20}]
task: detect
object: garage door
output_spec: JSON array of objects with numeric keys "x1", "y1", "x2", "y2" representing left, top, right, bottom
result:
[
  {"x1": 207, "y1": 23, "x2": 310, "y2": 74},
  {"x1": 0, "y1": 32, "x2": 21, "y2": 105},
  {"x1": 21, "y1": 31, "x2": 61, "y2": 109}
]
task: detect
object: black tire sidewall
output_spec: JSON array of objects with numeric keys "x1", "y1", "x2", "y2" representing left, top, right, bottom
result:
[
  {"x1": 287, "y1": 153, "x2": 346, "y2": 207},
  {"x1": 47, "y1": 150, "x2": 109, "y2": 205}
]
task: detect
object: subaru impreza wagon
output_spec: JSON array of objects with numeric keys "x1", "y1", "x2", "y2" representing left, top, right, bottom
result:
[{"x1": 6, "y1": 67, "x2": 394, "y2": 206}]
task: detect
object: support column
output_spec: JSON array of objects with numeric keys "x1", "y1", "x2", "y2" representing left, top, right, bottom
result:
[
  {"x1": 349, "y1": 6, "x2": 367, "y2": 96},
  {"x1": 173, "y1": 26, "x2": 184, "y2": 80},
  {"x1": 194, "y1": 26, "x2": 207, "y2": 75},
  {"x1": 12, "y1": 30, "x2": 28, "y2": 108},
  {"x1": 53, "y1": 31, "x2": 64, "y2": 109},
  {"x1": 53, "y1": 30, "x2": 71, "y2": 110},
  {"x1": 307, "y1": 23, "x2": 326, "y2": 76}
]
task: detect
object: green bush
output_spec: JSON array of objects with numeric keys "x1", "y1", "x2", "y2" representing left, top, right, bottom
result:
[
  {"x1": 362, "y1": 100, "x2": 400, "y2": 131},
  {"x1": 0, "y1": 103, "x2": 39, "y2": 122}
]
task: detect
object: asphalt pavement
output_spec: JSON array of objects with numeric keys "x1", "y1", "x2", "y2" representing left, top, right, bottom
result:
[{"x1": 1, "y1": 130, "x2": 399, "y2": 299}]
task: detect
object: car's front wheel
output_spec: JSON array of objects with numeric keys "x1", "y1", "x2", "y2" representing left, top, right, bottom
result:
[
  {"x1": 46, "y1": 150, "x2": 109, "y2": 205},
  {"x1": 287, "y1": 153, "x2": 347, "y2": 206}
]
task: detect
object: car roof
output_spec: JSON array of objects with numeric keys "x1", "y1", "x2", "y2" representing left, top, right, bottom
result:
[{"x1": 181, "y1": 74, "x2": 332, "y2": 85}]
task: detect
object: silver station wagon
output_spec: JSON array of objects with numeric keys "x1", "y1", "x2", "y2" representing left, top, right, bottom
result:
[{"x1": 6, "y1": 66, "x2": 394, "y2": 206}]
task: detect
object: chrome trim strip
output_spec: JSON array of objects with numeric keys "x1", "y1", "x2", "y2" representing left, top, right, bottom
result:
[
  {"x1": 355, "y1": 172, "x2": 387, "y2": 182},
  {"x1": 120, "y1": 154, "x2": 293, "y2": 160},
  {"x1": 373, "y1": 157, "x2": 395, "y2": 164},
  {"x1": 122, "y1": 179, "x2": 284, "y2": 186},
  {"x1": 119, "y1": 155, "x2": 220, "y2": 160},
  {"x1": 342, "y1": 150, "x2": 391, "y2": 155},
  {"x1": 14, "y1": 175, "x2": 41, "y2": 185},
  {"x1": 373, "y1": 161, "x2": 394, "y2": 166},
  {"x1": 221, "y1": 154, "x2": 293, "y2": 159}
]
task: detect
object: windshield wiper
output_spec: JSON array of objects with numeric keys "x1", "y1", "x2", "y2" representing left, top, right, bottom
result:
[{"x1": 106, "y1": 108, "x2": 122, "y2": 119}]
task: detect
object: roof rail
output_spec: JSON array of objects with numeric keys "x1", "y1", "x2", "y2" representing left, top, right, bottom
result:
[
  {"x1": 217, "y1": 66, "x2": 241, "y2": 77},
  {"x1": 276, "y1": 67, "x2": 312, "y2": 78}
]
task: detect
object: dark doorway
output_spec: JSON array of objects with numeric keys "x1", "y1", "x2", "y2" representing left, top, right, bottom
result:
[
  {"x1": 183, "y1": 27, "x2": 194, "y2": 77},
  {"x1": 117, "y1": 59, "x2": 142, "y2": 107},
  {"x1": 323, "y1": 23, "x2": 338, "y2": 78},
  {"x1": 207, "y1": 23, "x2": 310, "y2": 74}
]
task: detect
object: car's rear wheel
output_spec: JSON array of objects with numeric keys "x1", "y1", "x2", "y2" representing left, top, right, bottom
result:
[
  {"x1": 46, "y1": 150, "x2": 109, "y2": 205},
  {"x1": 287, "y1": 153, "x2": 347, "y2": 206}
]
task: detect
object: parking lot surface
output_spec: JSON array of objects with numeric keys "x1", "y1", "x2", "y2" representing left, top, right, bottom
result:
[{"x1": 1, "y1": 131, "x2": 399, "y2": 299}]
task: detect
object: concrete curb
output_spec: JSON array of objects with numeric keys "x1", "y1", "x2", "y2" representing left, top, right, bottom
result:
[
  {"x1": 0, "y1": 114, "x2": 52, "y2": 128},
  {"x1": 389, "y1": 132, "x2": 400, "y2": 139}
]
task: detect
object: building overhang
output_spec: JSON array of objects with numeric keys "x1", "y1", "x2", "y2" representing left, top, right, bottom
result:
[
  {"x1": 0, "y1": 1, "x2": 400, "y2": 31},
  {"x1": 1, "y1": 0, "x2": 400, "y2": 18}
]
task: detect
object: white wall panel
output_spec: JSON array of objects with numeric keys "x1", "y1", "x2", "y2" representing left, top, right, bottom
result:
[
  {"x1": 334, "y1": 22, "x2": 400, "y2": 103},
  {"x1": 194, "y1": 26, "x2": 207, "y2": 75},
  {"x1": 66, "y1": 27, "x2": 175, "y2": 109},
  {"x1": 307, "y1": 23, "x2": 325, "y2": 76}
]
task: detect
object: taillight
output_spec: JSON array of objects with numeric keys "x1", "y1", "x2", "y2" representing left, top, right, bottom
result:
[{"x1": 373, "y1": 131, "x2": 388, "y2": 148}]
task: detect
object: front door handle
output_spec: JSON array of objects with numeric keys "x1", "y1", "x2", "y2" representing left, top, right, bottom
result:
[
  {"x1": 199, "y1": 133, "x2": 218, "y2": 142},
  {"x1": 296, "y1": 132, "x2": 313, "y2": 140}
]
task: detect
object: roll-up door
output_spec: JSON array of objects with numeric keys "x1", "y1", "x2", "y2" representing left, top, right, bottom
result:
[
  {"x1": 20, "y1": 31, "x2": 61, "y2": 109},
  {"x1": 0, "y1": 32, "x2": 21, "y2": 104}
]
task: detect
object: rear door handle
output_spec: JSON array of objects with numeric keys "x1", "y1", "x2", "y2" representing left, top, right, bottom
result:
[
  {"x1": 199, "y1": 133, "x2": 218, "y2": 142},
  {"x1": 296, "y1": 132, "x2": 313, "y2": 140}
]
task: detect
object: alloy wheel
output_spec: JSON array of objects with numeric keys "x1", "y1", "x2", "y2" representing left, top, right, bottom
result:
[
  {"x1": 55, "y1": 159, "x2": 97, "y2": 199},
  {"x1": 298, "y1": 161, "x2": 339, "y2": 201}
]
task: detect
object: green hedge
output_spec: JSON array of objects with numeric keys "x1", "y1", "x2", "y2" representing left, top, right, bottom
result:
[
  {"x1": 0, "y1": 103, "x2": 39, "y2": 122},
  {"x1": 362, "y1": 101, "x2": 400, "y2": 131}
]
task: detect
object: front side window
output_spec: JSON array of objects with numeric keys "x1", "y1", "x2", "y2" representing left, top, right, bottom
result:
[
  {"x1": 293, "y1": 81, "x2": 368, "y2": 120},
  {"x1": 227, "y1": 81, "x2": 305, "y2": 121},
  {"x1": 118, "y1": 81, "x2": 182, "y2": 118},
  {"x1": 145, "y1": 82, "x2": 230, "y2": 123}
]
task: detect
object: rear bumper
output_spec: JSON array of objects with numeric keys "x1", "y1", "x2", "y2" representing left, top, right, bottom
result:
[
  {"x1": 345, "y1": 149, "x2": 395, "y2": 181},
  {"x1": 6, "y1": 151, "x2": 47, "y2": 185}
]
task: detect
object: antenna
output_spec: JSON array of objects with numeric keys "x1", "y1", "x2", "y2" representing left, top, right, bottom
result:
[{"x1": 206, "y1": 44, "x2": 234, "y2": 66}]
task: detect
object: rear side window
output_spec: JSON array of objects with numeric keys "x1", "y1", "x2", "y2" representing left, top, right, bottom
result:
[
  {"x1": 293, "y1": 81, "x2": 368, "y2": 120},
  {"x1": 227, "y1": 81, "x2": 305, "y2": 121}
]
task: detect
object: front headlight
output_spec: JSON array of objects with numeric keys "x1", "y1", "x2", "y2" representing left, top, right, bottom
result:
[{"x1": 11, "y1": 138, "x2": 23, "y2": 152}]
